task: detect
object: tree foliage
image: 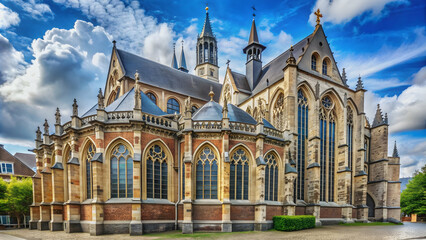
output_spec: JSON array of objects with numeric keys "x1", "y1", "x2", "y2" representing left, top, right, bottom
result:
[
  {"x1": 401, "y1": 165, "x2": 426, "y2": 215},
  {"x1": 0, "y1": 177, "x2": 33, "y2": 227}
]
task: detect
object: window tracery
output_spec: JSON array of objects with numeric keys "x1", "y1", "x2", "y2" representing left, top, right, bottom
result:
[
  {"x1": 110, "y1": 144, "x2": 133, "y2": 198},
  {"x1": 297, "y1": 90, "x2": 308, "y2": 200},
  {"x1": 273, "y1": 93, "x2": 284, "y2": 131},
  {"x1": 264, "y1": 152, "x2": 278, "y2": 201},
  {"x1": 230, "y1": 148, "x2": 249, "y2": 200},
  {"x1": 146, "y1": 144, "x2": 168, "y2": 199},
  {"x1": 196, "y1": 146, "x2": 218, "y2": 199},
  {"x1": 85, "y1": 142, "x2": 96, "y2": 199}
]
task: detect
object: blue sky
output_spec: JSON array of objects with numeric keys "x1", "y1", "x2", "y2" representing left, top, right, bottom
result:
[{"x1": 0, "y1": 0, "x2": 424, "y2": 177}]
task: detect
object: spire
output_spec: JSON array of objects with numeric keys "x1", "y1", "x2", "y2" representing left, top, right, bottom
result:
[
  {"x1": 392, "y1": 141, "x2": 399, "y2": 158},
  {"x1": 171, "y1": 43, "x2": 178, "y2": 69},
  {"x1": 342, "y1": 68, "x2": 348, "y2": 86},
  {"x1": 248, "y1": 18, "x2": 259, "y2": 44},
  {"x1": 200, "y1": 5, "x2": 214, "y2": 38},
  {"x1": 356, "y1": 75, "x2": 364, "y2": 91},
  {"x1": 372, "y1": 104, "x2": 385, "y2": 127},
  {"x1": 286, "y1": 45, "x2": 296, "y2": 65},
  {"x1": 178, "y1": 40, "x2": 188, "y2": 73}
]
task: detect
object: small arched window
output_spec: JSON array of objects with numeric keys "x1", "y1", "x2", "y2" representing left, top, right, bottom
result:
[
  {"x1": 110, "y1": 144, "x2": 133, "y2": 198},
  {"x1": 191, "y1": 105, "x2": 198, "y2": 114},
  {"x1": 230, "y1": 148, "x2": 249, "y2": 200},
  {"x1": 146, "y1": 92, "x2": 157, "y2": 104},
  {"x1": 167, "y1": 98, "x2": 180, "y2": 114},
  {"x1": 311, "y1": 54, "x2": 317, "y2": 71},
  {"x1": 146, "y1": 144, "x2": 168, "y2": 199},
  {"x1": 196, "y1": 146, "x2": 218, "y2": 199},
  {"x1": 85, "y1": 142, "x2": 96, "y2": 199},
  {"x1": 264, "y1": 152, "x2": 278, "y2": 201},
  {"x1": 322, "y1": 59, "x2": 328, "y2": 75}
]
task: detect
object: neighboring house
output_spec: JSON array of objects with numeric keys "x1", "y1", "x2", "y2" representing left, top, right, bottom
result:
[{"x1": 0, "y1": 145, "x2": 35, "y2": 181}]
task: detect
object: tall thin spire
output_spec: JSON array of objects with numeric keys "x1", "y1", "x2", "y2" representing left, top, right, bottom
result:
[
  {"x1": 342, "y1": 68, "x2": 348, "y2": 86},
  {"x1": 372, "y1": 104, "x2": 385, "y2": 127},
  {"x1": 392, "y1": 141, "x2": 399, "y2": 158},
  {"x1": 171, "y1": 43, "x2": 178, "y2": 69},
  {"x1": 248, "y1": 18, "x2": 259, "y2": 44},
  {"x1": 200, "y1": 5, "x2": 214, "y2": 38},
  {"x1": 178, "y1": 40, "x2": 188, "y2": 73},
  {"x1": 356, "y1": 75, "x2": 364, "y2": 91}
]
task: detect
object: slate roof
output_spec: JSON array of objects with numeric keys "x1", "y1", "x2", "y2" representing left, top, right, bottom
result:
[
  {"x1": 200, "y1": 12, "x2": 214, "y2": 38},
  {"x1": 231, "y1": 71, "x2": 251, "y2": 93},
  {"x1": 115, "y1": 49, "x2": 222, "y2": 102},
  {"x1": 14, "y1": 153, "x2": 36, "y2": 171},
  {"x1": 81, "y1": 88, "x2": 167, "y2": 117}
]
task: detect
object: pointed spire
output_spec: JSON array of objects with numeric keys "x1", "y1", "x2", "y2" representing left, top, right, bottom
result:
[
  {"x1": 342, "y1": 68, "x2": 348, "y2": 86},
  {"x1": 384, "y1": 113, "x2": 388, "y2": 124},
  {"x1": 286, "y1": 45, "x2": 296, "y2": 65},
  {"x1": 356, "y1": 75, "x2": 364, "y2": 91},
  {"x1": 200, "y1": 5, "x2": 214, "y2": 38},
  {"x1": 372, "y1": 104, "x2": 384, "y2": 127},
  {"x1": 55, "y1": 107, "x2": 61, "y2": 125},
  {"x1": 112, "y1": 40, "x2": 116, "y2": 48},
  {"x1": 171, "y1": 43, "x2": 178, "y2": 69},
  {"x1": 248, "y1": 18, "x2": 260, "y2": 44},
  {"x1": 178, "y1": 40, "x2": 188, "y2": 73},
  {"x1": 392, "y1": 141, "x2": 399, "y2": 158}
]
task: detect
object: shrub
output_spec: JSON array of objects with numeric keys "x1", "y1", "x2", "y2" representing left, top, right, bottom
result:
[{"x1": 273, "y1": 215, "x2": 316, "y2": 231}]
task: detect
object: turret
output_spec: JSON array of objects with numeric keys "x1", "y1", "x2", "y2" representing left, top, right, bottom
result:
[
  {"x1": 243, "y1": 14, "x2": 266, "y2": 90},
  {"x1": 195, "y1": 6, "x2": 219, "y2": 81},
  {"x1": 179, "y1": 41, "x2": 188, "y2": 73}
]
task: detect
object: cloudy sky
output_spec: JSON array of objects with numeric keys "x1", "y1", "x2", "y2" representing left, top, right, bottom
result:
[{"x1": 0, "y1": 0, "x2": 424, "y2": 177}]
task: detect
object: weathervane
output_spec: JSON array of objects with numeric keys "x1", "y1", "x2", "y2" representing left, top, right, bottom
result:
[{"x1": 226, "y1": 59, "x2": 230, "y2": 67}]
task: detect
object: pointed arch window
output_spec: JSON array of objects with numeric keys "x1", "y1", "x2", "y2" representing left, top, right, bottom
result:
[
  {"x1": 85, "y1": 142, "x2": 96, "y2": 199},
  {"x1": 110, "y1": 144, "x2": 133, "y2": 198},
  {"x1": 297, "y1": 90, "x2": 308, "y2": 200},
  {"x1": 322, "y1": 59, "x2": 328, "y2": 75},
  {"x1": 319, "y1": 96, "x2": 336, "y2": 202},
  {"x1": 347, "y1": 107, "x2": 354, "y2": 204},
  {"x1": 311, "y1": 54, "x2": 317, "y2": 71},
  {"x1": 146, "y1": 92, "x2": 157, "y2": 105},
  {"x1": 273, "y1": 93, "x2": 284, "y2": 131},
  {"x1": 230, "y1": 148, "x2": 249, "y2": 200},
  {"x1": 167, "y1": 98, "x2": 180, "y2": 114},
  {"x1": 196, "y1": 146, "x2": 218, "y2": 199},
  {"x1": 264, "y1": 153, "x2": 278, "y2": 201},
  {"x1": 146, "y1": 144, "x2": 168, "y2": 199}
]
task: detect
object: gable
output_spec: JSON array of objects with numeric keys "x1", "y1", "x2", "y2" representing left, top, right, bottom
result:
[
  {"x1": 104, "y1": 47, "x2": 127, "y2": 106},
  {"x1": 298, "y1": 26, "x2": 344, "y2": 85}
]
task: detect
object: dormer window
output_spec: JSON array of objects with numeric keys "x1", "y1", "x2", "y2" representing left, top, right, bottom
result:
[{"x1": 311, "y1": 54, "x2": 317, "y2": 71}]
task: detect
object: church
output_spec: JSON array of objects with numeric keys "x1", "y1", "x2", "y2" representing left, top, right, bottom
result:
[{"x1": 29, "y1": 7, "x2": 401, "y2": 235}]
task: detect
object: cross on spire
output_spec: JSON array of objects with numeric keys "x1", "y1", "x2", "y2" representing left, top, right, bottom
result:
[{"x1": 315, "y1": 8, "x2": 323, "y2": 26}]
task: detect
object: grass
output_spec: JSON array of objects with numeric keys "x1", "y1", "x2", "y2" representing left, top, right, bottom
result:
[
  {"x1": 339, "y1": 222, "x2": 403, "y2": 226},
  {"x1": 144, "y1": 230, "x2": 256, "y2": 239}
]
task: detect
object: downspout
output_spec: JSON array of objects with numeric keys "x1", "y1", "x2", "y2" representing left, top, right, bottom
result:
[{"x1": 175, "y1": 139, "x2": 181, "y2": 230}]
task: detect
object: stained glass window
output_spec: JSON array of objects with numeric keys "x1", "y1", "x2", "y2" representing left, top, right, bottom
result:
[
  {"x1": 297, "y1": 90, "x2": 308, "y2": 200},
  {"x1": 167, "y1": 98, "x2": 180, "y2": 114},
  {"x1": 230, "y1": 148, "x2": 249, "y2": 200},
  {"x1": 110, "y1": 144, "x2": 133, "y2": 198},
  {"x1": 146, "y1": 144, "x2": 168, "y2": 199},
  {"x1": 85, "y1": 143, "x2": 96, "y2": 199},
  {"x1": 264, "y1": 153, "x2": 278, "y2": 201},
  {"x1": 196, "y1": 146, "x2": 218, "y2": 199}
]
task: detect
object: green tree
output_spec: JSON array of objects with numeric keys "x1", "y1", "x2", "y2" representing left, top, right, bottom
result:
[
  {"x1": 401, "y1": 165, "x2": 426, "y2": 216},
  {"x1": 0, "y1": 177, "x2": 33, "y2": 228},
  {"x1": 0, "y1": 178, "x2": 7, "y2": 199}
]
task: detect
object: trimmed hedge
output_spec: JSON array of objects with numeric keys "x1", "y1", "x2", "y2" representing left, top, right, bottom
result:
[{"x1": 273, "y1": 215, "x2": 316, "y2": 231}]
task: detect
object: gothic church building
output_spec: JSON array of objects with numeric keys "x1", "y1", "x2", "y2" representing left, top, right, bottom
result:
[{"x1": 30, "y1": 7, "x2": 401, "y2": 235}]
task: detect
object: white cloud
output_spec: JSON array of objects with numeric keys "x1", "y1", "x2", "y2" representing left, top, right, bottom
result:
[
  {"x1": 6, "y1": 0, "x2": 53, "y2": 21},
  {"x1": 0, "y1": 3, "x2": 20, "y2": 29},
  {"x1": 0, "y1": 34, "x2": 26, "y2": 83},
  {"x1": 143, "y1": 23, "x2": 174, "y2": 65},
  {"x1": 389, "y1": 136, "x2": 426, "y2": 178},
  {"x1": 309, "y1": 0, "x2": 407, "y2": 25},
  {"x1": 0, "y1": 20, "x2": 112, "y2": 143}
]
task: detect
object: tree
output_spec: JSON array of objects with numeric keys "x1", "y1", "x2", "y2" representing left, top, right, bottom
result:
[
  {"x1": 401, "y1": 165, "x2": 426, "y2": 216},
  {"x1": 0, "y1": 179, "x2": 7, "y2": 199},
  {"x1": 0, "y1": 177, "x2": 33, "y2": 228}
]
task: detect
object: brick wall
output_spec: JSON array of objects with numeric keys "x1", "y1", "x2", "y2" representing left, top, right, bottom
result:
[
  {"x1": 320, "y1": 207, "x2": 341, "y2": 218},
  {"x1": 266, "y1": 205, "x2": 282, "y2": 220},
  {"x1": 141, "y1": 204, "x2": 175, "y2": 220},
  {"x1": 352, "y1": 208, "x2": 358, "y2": 219},
  {"x1": 231, "y1": 205, "x2": 255, "y2": 220},
  {"x1": 104, "y1": 204, "x2": 132, "y2": 220},
  {"x1": 80, "y1": 204, "x2": 92, "y2": 221},
  {"x1": 296, "y1": 206, "x2": 306, "y2": 215},
  {"x1": 193, "y1": 205, "x2": 222, "y2": 221}
]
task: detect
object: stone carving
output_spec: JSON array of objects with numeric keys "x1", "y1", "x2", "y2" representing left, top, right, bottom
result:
[
  {"x1": 72, "y1": 99, "x2": 78, "y2": 116},
  {"x1": 97, "y1": 88, "x2": 105, "y2": 109},
  {"x1": 55, "y1": 108, "x2": 61, "y2": 125}
]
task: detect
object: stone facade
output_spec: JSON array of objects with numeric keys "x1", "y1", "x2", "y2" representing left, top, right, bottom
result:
[{"x1": 29, "y1": 8, "x2": 400, "y2": 236}]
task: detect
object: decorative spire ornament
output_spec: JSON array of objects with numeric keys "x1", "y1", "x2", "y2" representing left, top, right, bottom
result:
[
  {"x1": 314, "y1": 8, "x2": 323, "y2": 26},
  {"x1": 342, "y1": 68, "x2": 348, "y2": 86},
  {"x1": 43, "y1": 119, "x2": 49, "y2": 135},
  {"x1": 356, "y1": 75, "x2": 364, "y2": 91},
  {"x1": 36, "y1": 126, "x2": 42, "y2": 141},
  {"x1": 392, "y1": 141, "x2": 399, "y2": 158},
  {"x1": 72, "y1": 98, "x2": 78, "y2": 116},
  {"x1": 97, "y1": 88, "x2": 104, "y2": 109},
  {"x1": 55, "y1": 107, "x2": 61, "y2": 125},
  {"x1": 209, "y1": 85, "x2": 214, "y2": 101},
  {"x1": 134, "y1": 71, "x2": 141, "y2": 110}
]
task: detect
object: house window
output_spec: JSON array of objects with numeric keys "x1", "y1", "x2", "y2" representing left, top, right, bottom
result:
[
  {"x1": 0, "y1": 163, "x2": 13, "y2": 174},
  {"x1": 146, "y1": 92, "x2": 157, "y2": 105},
  {"x1": 264, "y1": 152, "x2": 278, "y2": 201},
  {"x1": 297, "y1": 89, "x2": 308, "y2": 200},
  {"x1": 85, "y1": 142, "x2": 96, "y2": 199},
  {"x1": 110, "y1": 144, "x2": 133, "y2": 198},
  {"x1": 196, "y1": 146, "x2": 218, "y2": 199},
  {"x1": 230, "y1": 148, "x2": 249, "y2": 200},
  {"x1": 167, "y1": 98, "x2": 180, "y2": 114},
  {"x1": 146, "y1": 144, "x2": 168, "y2": 199}
]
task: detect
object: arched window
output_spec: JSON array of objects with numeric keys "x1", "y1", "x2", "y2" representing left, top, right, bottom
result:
[
  {"x1": 146, "y1": 144, "x2": 168, "y2": 199},
  {"x1": 322, "y1": 59, "x2": 328, "y2": 75},
  {"x1": 319, "y1": 96, "x2": 336, "y2": 202},
  {"x1": 107, "y1": 91, "x2": 116, "y2": 106},
  {"x1": 210, "y1": 42, "x2": 214, "y2": 63},
  {"x1": 347, "y1": 107, "x2": 354, "y2": 204},
  {"x1": 311, "y1": 54, "x2": 317, "y2": 71},
  {"x1": 167, "y1": 98, "x2": 180, "y2": 114},
  {"x1": 85, "y1": 142, "x2": 96, "y2": 199},
  {"x1": 230, "y1": 148, "x2": 249, "y2": 200},
  {"x1": 297, "y1": 90, "x2": 308, "y2": 200},
  {"x1": 196, "y1": 146, "x2": 218, "y2": 199},
  {"x1": 191, "y1": 105, "x2": 198, "y2": 114},
  {"x1": 199, "y1": 44, "x2": 202, "y2": 64},
  {"x1": 273, "y1": 93, "x2": 284, "y2": 131},
  {"x1": 110, "y1": 144, "x2": 133, "y2": 198},
  {"x1": 264, "y1": 152, "x2": 278, "y2": 201},
  {"x1": 146, "y1": 92, "x2": 157, "y2": 104},
  {"x1": 204, "y1": 42, "x2": 209, "y2": 62}
]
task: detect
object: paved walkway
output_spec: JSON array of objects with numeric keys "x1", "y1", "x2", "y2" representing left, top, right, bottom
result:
[{"x1": 1, "y1": 222, "x2": 425, "y2": 240}]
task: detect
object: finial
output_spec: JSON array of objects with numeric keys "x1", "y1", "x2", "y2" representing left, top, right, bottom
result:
[
  {"x1": 55, "y1": 107, "x2": 61, "y2": 125},
  {"x1": 252, "y1": 5, "x2": 256, "y2": 18},
  {"x1": 112, "y1": 40, "x2": 116, "y2": 47},
  {"x1": 181, "y1": 39, "x2": 184, "y2": 48},
  {"x1": 392, "y1": 141, "x2": 399, "y2": 158},
  {"x1": 384, "y1": 113, "x2": 388, "y2": 124},
  {"x1": 356, "y1": 75, "x2": 364, "y2": 91},
  {"x1": 286, "y1": 45, "x2": 296, "y2": 65},
  {"x1": 209, "y1": 85, "x2": 214, "y2": 101},
  {"x1": 97, "y1": 88, "x2": 104, "y2": 109},
  {"x1": 226, "y1": 59, "x2": 230, "y2": 68},
  {"x1": 314, "y1": 8, "x2": 323, "y2": 26},
  {"x1": 205, "y1": 3, "x2": 209, "y2": 12},
  {"x1": 134, "y1": 70, "x2": 140, "y2": 81},
  {"x1": 342, "y1": 68, "x2": 348, "y2": 85},
  {"x1": 43, "y1": 119, "x2": 49, "y2": 135},
  {"x1": 222, "y1": 96, "x2": 228, "y2": 117},
  {"x1": 36, "y1": 126, "x2": 42, "y2": 140},
  {"x1": 173, "y1": 42, "x2": 176, "y2": 50},
  {"x1": 72, "y1": 98, "x2": 78, "y2": 116}
]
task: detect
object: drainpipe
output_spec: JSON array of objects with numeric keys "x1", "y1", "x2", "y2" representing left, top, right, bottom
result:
[{"x1": 175, "y1": 140, "x2": 181, "y2": 230}]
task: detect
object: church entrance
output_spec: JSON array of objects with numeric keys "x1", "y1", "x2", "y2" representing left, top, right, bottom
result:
[{"x1": 367, "y1": 193, "x2": 375, "y2": 218}]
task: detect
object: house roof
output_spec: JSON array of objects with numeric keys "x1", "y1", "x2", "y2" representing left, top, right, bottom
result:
[
  {"x1": 115, "y1": 49, "x2": 222, "y2": 102},
  {"x1": 0, "y1": 147, "x2": 34, "y2": 177},
  {"x1": 13, "y1": 153, "x2": 36, "y2": 170}
]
